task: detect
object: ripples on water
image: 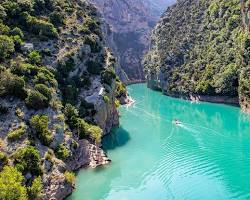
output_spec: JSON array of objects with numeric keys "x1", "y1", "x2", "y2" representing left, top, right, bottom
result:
[{"x1": 68, "y1": 84, "x2": 250, "y2": 200}]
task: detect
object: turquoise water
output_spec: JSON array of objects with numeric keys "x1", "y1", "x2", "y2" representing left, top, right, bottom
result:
[{"x1": 68, "y1": 84, "x2": 250, "y2": 200}]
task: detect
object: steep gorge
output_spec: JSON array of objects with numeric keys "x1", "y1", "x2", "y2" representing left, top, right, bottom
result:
[
  {"x1": 144, "y1": 0, "x2": 250, "y2": 113},
  {"x1": 90, "y1": 0, "x2": 176, "y2": 83}
]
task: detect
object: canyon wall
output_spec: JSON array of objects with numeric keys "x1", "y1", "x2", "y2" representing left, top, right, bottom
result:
[{"x1": 144, "y1": 0, "x2": 250, "y2": 112}]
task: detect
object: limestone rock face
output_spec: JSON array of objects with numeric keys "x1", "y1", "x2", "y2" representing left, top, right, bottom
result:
[{"x1": 43, "y1": 160, "x2": 72, "y2": 200}]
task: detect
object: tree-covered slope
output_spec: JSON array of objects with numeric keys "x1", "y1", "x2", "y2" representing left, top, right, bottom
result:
[
  {"x1": 0, "y1": 0, "x2": 127, "y2": 199},
  {"x1": 144, "y1": 0, "x2": 250, "y2": 113}
]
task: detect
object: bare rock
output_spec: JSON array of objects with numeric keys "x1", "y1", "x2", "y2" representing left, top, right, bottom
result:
[{"x1": 21, "y1": 43, "x2": 34, "y2": 52}]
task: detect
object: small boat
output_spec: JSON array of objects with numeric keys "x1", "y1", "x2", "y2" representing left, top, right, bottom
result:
[{"x1": 173, "y1": 119, "x2": 182, "y2": 125}]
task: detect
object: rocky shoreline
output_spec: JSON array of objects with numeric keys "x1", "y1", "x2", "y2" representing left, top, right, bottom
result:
[
  {"x1": 43, "y1": 139, "x2": 111, "y2": 200},
  {"x1": 147, "y1": 80, "x2": 242, "y2": 106},
  {"x1": 126, "y1": 79, "x2": 146, "y2": 86},
  {"x1": 45, "y1": 93, "x2": 131, "y2": 200},
  {"x1": 165, "y1": 92, "x2": 239, "y2": 106}
]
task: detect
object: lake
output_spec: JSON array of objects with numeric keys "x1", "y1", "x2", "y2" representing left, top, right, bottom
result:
[{"x1": 67, "y1": 83, "x2": 250, "y2": 200}]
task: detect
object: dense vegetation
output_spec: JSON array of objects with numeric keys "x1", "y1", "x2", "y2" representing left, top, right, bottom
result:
[
  {"x1": 0, "y1": 0, "x2": 126, "y2": 199},
  {"x1": 144, "y1": 0, "x2": 250, "y2": 111}
]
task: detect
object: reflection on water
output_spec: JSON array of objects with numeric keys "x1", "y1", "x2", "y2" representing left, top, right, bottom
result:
[
  {"x1": 103, "y1": 127, "x2": 131, "y2": 151},
  {"x1": 68, "y1": 84, "x2": 250, "y2": 200}
]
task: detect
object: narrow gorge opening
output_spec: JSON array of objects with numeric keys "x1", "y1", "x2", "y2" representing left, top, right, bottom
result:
[{"x1": 89, "y1": 0, "x2": 176, "y2": 83}]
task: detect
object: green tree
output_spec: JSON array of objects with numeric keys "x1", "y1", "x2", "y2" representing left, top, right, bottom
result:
[
  {"x1": 34, "y1": 84, "x2": 52, "y2": 101},
  {"x1": 64, "y1": 171, "x2": 75, "y2": 186},
  {"x1": 25, "y1": 90, "x2": 49, "y2": 109},
  {"x1": 30, "y1": 114, "x2": 53, "y2": 146},
  {"x1": 55, "y1": 143, "x2": 70, "y2": 160},
  {"x1": 0, "y1": 70, "x2": 26, "y2": 98},
  {"x1": 86, "y1": 60, "x2": 103, "y2": 75},
  {"x1": 27, "y1": 176, "x2": 43, "y2": 199},
  {"x1": 0, "y1": 35, "x2": 15, "y2": 59},
  {"x1": 101, "y1": 68, "x2": 116, "y2": 85},
  {"x1": 0, "y1": 23, "x2": 10, "y2": 35},
  {"x1": 13, "y1": 146, "x2": 41, "y2": 176},
  {"x1": 0, "y1": 166, "x2": 28, "y2": 200},
  {"x1": 28, "y1": 51, "x2": 41, "y2": 65}
]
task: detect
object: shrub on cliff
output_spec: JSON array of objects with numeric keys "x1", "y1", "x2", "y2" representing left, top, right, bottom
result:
[
  {"x1": 64, "y1": 104, "x2": 79, "y2": 120},
  {"x1": 49, "y1": 11, "x2": 65, "y2": 27},
  {"x1": 84, "y1": 35, "x2": 101, "y2": 53},
  {"x1": 84, "y1": 17, "x2": 100, "y2": 33},
  {"x1": 10, "y1": 62, "x2": 33, "y2": 76},
  {"x1": 30, "y1": 114, "x2": 53, "y2": 146},
  {"x1": 85, "y1": 124, "x2": 102, "y2": 144},
  {"x1": 0, "y1": 35, "x2": 15, "y2": 59},
  {"x1": 10, "y1": 27, "x2": 24, "y2": 38},
  {"x1": 0, "y1": 70, "x2": 26, "y2": 98},
  {"x1": 13, "y1": 146, "x2": 42, "y2": 176},
  {"x1": 64, "y1": 103, "x2": 102, "y2": 143},
  {"x1": 57, "y1": 57, "x2": 75, "y2": 78},
  {"x1": 115, "y1": 80, "x2": 126, "y2": 98},
  {"x1": 64, "y1": 171, "x2": 76, "y2": 186},
  {"x1": 101, "y1": 68, "x2": 116, "y2": 85},
  {"x1": 34, "y1": 69, "x2": 57, "y2": 88},
  {"x1": 7, "y1": 124, "x2": 27, "y2": 141},
  {"x1": 34, "y1": 84, "x2": 52, "y2": 101},
  {"x1": 55, "y1": 143, "x2": 70, "y2": 160},
  {"x1": 23, "y1": 13, "x2": 58, "y2": 38},
  {"x1": 0, "y1": 22, "x2": 10, "y2": 35},
  {"x1": 0, "y1": 166, "x2": 27, "y2": 200},
  {"x1": 64, "y1": 103, "x2": 83, "y2": 130},
  {"x1": 25, "y1": 90, "x2": 49, "y2": 109},
  {"x1": 12, "y1": 35, "x2": 23, "y2": 50},
  {"x1": 86, "y1": 60, "x2": 103, "y2": 75},
  {"x1": 27, "y1": 176, "x2": 43, "y2": 199},
  {"x1": 28, "y1": 50, "x2": 41, "y2": 65},
  {"x1": 76, "y1": 118, "x2": 102, "y2": 143},
  {"x1": 75, "y1": 118, "x2": 89, "y2": 139},
  {"x1": 0, "y1": 5, "x2": 6, "y2": 20}
]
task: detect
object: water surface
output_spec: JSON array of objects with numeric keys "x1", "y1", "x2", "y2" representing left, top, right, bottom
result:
[{"x1": 68, "y1": 84, "x2": 250, "y2": 200}]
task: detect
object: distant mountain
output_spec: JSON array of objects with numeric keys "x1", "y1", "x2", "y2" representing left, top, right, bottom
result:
[
  {"x1": 146, "y1": 0, "x2": 177, "y2": 16},
  {"x1": 91, "y1": 0, "x2": 176, "y2": 82}
]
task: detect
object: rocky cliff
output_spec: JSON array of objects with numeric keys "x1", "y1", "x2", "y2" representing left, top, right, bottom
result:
[
  {"x1": 144, "y1": 0, "x2": 250, "y2": 113},
  {"x1": 0, "y1": 0, "x2": 127, "y2": 199},
  {"x1": 90, "y1": 0, "x2": 176, "y2": 83}
]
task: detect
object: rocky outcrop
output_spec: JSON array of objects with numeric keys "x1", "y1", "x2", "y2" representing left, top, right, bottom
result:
[
  {"x1": 43, "y1": 138, "x2": 111, "y2": 199},
  {"x1": 90, "y1": 0, "x2": 176, "y2": 82},
  {"x1": 84, "y1": 79, "x2": 119, "y2": 134},
  {"x1": 43, "y1": 160, "x2": 73, "y2": 200},
  {"x1": 65, "y1": 139, "x2": 110, "y2": 171}
]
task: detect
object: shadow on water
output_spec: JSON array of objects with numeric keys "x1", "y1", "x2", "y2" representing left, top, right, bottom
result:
[{"x1": 102, "y1": 126, "x2": 131, "y2": 151}]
